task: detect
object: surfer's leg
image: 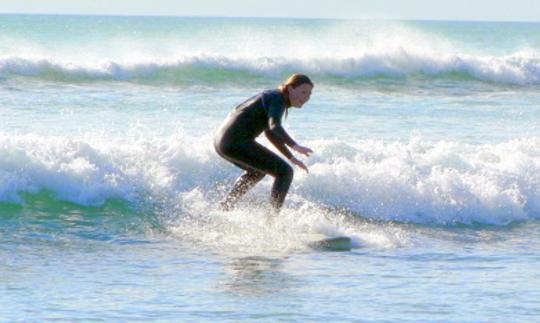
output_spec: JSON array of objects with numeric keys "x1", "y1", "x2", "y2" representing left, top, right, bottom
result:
[
  {"x1": 218, "y1": 141, "x2": 293, "y2": 212},
  {"x1": 220, "y1": 169, "x2": 265, "y2": 210},
  {"x1": 267, "y1": 161, "x2": 293, "y2": 211}
]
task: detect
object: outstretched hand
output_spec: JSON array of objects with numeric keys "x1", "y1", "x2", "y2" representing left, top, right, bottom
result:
[
  {"x1": 292, "y1": 144, "x2": 313, "y2": 157},
  {"x1": 290, "y1": 156, "x2": 309, "y2": 173}
]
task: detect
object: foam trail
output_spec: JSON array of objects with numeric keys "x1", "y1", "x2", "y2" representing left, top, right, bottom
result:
[{"x1": 169, "y1": 191, "x2": 409, "y2": 253}]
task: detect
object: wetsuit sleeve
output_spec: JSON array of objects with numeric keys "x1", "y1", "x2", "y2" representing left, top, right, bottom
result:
[
  {"x1": 265, "y1": 130, "x2": 293, "y2": 159},
  {"x1": 266, "y1": 98, "x2": 297, "y2": 147}
]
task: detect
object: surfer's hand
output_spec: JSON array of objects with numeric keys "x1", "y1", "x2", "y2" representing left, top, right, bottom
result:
[
  {"x1": 290, "y1": 156, "x2": 309, "y2": 173},
  {"x1": 292, "y1": 144, "x2": 313, "y2": 157}
]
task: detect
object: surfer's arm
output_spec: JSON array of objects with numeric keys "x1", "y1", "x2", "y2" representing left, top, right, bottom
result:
[
  {"x1": 265, "y1": 130, "x2": 309, "y2": 172},
  {"x1": 265, "y1": 130, "x2": 293, "y2": 159},
  {"x1": 265, "y1": 92, "x2": 312, "y2": 159},
  {"x1": 267, "y1": 101, "x2": 297, "y2": 147}
]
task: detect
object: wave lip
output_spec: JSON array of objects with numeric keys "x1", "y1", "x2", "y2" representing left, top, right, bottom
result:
[{"x1": 1, "y1": 50, "x2": 540, "y2": 85}]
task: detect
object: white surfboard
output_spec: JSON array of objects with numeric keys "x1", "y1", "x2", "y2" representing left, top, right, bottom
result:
[{"x1": 304, "y1": 233, "x2": 352, "y2": 251}]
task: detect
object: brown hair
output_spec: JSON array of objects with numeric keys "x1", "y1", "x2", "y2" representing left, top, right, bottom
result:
[{"x1": 279, "y1": 73, "x2": 313, "y2": 109}]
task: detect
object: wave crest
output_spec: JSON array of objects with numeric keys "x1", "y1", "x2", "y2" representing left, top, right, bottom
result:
[
  {"x1": 1, "y1": 50, "x2": 540, "y2": 85},
  {"x1": 1, "y1": 133, "x2": 540, "y2": 225}
]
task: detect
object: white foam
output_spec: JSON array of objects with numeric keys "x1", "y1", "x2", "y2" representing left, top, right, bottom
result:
[
  {"x1": 296, "y1": 137, "x2": 540, "y2": 225},
  {"x1": 1, "y1": 133, "x2": 539, "y2": 225}
]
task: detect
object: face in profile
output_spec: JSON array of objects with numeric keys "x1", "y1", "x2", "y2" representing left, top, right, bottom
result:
[{"x1": 288, "y1": 83, "x2": 313, "y2": 108}]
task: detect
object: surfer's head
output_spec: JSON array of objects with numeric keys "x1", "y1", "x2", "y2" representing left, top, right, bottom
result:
[{"x1": 280, "y1": 73, "x2": 313, "y2": 108}]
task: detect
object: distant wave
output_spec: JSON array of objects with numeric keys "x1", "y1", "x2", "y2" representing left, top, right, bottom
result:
[
  {"x1": 1, "y1": 51, "x2": 540, "y2": 85},
  {"x1": 1, "y1": 133, "x2": 539, "y2": 226}
]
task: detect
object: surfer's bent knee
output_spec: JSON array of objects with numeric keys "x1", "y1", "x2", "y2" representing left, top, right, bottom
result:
[{"x1": 277, "y1": 161, "x2": 293, "y2": 178}]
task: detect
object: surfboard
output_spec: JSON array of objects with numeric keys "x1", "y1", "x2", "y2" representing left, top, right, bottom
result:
[{"x1": 304, "y1": 233, "x2": 352, "y2": 251}]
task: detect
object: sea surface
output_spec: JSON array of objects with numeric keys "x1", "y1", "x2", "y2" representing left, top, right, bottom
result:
[{"x1": 1, "y1": 14, "x2": 540, "y2": 321}]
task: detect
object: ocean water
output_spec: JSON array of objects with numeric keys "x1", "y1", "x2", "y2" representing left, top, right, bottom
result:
[{"x1": 1, "y1": 14, "x2": 540, "y2": 321}]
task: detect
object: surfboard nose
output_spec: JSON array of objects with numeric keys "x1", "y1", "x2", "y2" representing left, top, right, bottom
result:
[{"x1": 308, "y1": 236, "x2": 352, "y2": 251}]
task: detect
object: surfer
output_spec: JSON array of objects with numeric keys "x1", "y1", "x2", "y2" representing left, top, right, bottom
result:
[{"x1": 214, "y1": 73, "x2": 314, "y2": 212}]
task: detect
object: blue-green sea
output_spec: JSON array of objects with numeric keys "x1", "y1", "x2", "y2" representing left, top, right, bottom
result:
[{"x1": 1, "y1": 14, "x2": 540, "y2": 321}]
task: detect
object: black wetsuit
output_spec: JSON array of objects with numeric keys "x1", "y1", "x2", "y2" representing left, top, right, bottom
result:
[{"x1": 214, "y1": 89, "x2": 297, "y2": 210}]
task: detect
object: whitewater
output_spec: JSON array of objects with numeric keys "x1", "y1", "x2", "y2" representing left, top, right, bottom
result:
[{"x1": 2, "y1": 14, "x2": 540, "y2": 322}]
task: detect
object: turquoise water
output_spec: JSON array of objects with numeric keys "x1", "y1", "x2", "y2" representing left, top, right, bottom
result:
[{"x1": 1, "y1": 14, "x2": 540, "y2": 321}]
